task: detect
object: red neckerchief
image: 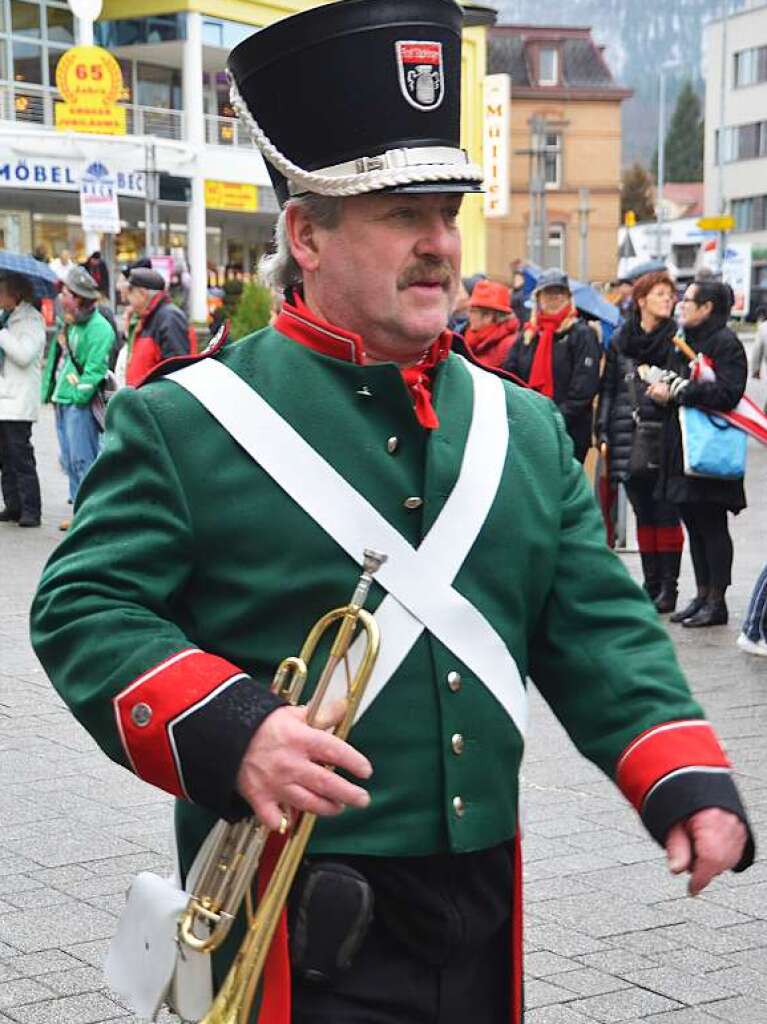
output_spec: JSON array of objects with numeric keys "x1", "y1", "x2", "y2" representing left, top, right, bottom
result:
[
  {"x1": 465, "y1": 315, "x2": 520, "y2": 368},
  {"x1": 275, "y1": 292, "x2": 451, "y2": 429},
  {"x1": 527, "y1": 303, "x2": 577, "y2": 399}
]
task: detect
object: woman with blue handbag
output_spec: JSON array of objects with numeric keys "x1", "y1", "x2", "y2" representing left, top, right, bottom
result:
[{"x1": 647, "y1": 280, "x2": 747, "y2": 628}]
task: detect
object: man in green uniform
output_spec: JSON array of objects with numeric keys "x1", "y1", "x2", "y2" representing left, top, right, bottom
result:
[{"x1": 32, "y1": 2, "x2": 752, "y2": 1023}]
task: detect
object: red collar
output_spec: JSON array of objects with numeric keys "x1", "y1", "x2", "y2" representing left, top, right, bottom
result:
[
  {"x1": 275, "y1": 292, "x2": 452, "y2": 429},
  {"x1": 275, "y1": 292, "x2": 366, "y2": 364}
]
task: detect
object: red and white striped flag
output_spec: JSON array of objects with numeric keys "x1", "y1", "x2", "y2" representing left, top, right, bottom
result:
[{"x1": 689, "y1": 352, "x2": 767, "y2": 447}]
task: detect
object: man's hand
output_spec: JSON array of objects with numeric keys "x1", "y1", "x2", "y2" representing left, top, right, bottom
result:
[
  {"x1": 236, "y1": 701, "x2": 373, "y2": 831},
  {"x1": 665, "y1": 808, "x2": 748, "y2": 895}
]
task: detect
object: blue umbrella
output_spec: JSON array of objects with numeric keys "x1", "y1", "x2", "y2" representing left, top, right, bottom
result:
[
  {"x1": 0, "y1": 252, "x2": 59, "y2": 299},
  {"x1": 570, "y1": 281, "x2": 620, "y2": 327}
]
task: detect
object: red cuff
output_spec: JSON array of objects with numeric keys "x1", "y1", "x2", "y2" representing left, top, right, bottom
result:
[
  {"x1": 113, "y1": 648, "x2": 247, "y2": 798},
  {"x1": 616, "y1": 719, "x2": 731, "y2": 811}
]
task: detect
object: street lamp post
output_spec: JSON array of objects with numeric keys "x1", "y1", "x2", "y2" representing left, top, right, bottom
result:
[
  {"x1": 718, "y1": 0, "x2": 730, "y2": 271},
  {"x1": 67, "y1": 0, "x2": 101, "y2": 49},
  {"x1": 655, "y1": 69, "x2": 667, "y2": 259},
  {"x1": 515, "y1": 116, "x2": 567, "y2": 267},
  {"x1": 654, "y1": 61, "x2": 681, "y2": 261}
]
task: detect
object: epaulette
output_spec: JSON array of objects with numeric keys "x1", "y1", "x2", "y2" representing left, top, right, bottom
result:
[{"x1": 137, "y1": 322, "x2": 230, "y2": 388}]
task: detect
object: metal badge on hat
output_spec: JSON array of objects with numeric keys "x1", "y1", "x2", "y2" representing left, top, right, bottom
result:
[{"x1": 395, "y1": 41, "x2": 445, "y2": 111}]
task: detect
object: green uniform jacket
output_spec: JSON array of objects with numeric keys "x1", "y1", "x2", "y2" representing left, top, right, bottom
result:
[
  {"x1": 31, "y1": 325, "x2": 751, "y2": 879},
  {"x1": 41, "y1": 310, "x2": 114, "y2": 406}
]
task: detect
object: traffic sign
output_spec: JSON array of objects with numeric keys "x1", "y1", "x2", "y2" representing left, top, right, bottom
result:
[{"x1": 697, "y1": 215, "x2": 734, "y2": 232}]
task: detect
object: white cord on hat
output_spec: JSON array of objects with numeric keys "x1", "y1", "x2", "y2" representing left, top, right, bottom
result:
[{"x1": 228, "y1": 71, "x2": 483, "y2": 197}]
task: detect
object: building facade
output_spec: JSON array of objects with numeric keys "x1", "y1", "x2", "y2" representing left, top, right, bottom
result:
[
  {"x1": 0, "y1": 0, "x2": 493, "y2": 322},
  {"x1": 703, "y1": 1, "x2": 767, "y2": 307},
  {"x1": 485, "y1": 24, "x2": 631, "y2": 285}
]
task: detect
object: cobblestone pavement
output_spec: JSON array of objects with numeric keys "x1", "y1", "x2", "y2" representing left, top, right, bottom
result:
[{"x1": 1, "y1": 371, "x2": 765, "y2": 1024}]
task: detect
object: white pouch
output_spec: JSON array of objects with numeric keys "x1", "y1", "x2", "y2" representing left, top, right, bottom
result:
[
  {"x1": 105, "y1": 871, "x2": 193, "y2": 1021},
  {"x1": 105, "y1": 829, "x2": 218, "y2": 1023}
]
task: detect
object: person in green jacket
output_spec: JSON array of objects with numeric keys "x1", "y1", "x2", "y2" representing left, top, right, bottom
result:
[
  {"x1": 41, "y1": 265, "x2": 114, "y2": 529},
  {"x1": 31, "y1": 4, "x2": 753, "y2": 1024}
]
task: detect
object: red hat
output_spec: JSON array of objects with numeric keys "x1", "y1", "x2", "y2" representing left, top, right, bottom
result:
[{"x1": 469, "y1": 279, "x2": 512, "y2": 314}]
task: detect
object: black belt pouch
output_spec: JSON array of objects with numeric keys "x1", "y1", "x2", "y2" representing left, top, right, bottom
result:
[{"x1": 289, "y1": 860, "x2": 375, "y2": 986}]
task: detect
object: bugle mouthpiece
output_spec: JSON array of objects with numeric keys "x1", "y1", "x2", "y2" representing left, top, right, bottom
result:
[{"x1": 363, "y1": 549, "x2": 387, "y2": 575}]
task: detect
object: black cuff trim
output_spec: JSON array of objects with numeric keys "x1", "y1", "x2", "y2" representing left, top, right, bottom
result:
[
  {"x1": 641, "y1": 770, "x2": 755, "y2": 872},
  {"x1": 172, "y1": 675, "x2": 284, "y2": 821}
]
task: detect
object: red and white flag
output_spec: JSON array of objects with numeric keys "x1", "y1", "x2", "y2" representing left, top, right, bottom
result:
[{"x1": 690, "y1": 353, "x2": 767, "y2": 447}]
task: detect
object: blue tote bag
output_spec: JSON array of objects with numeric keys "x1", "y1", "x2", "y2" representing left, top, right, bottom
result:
[{"x1": 679, "y1": 406, "x2": 747, "y2": 479}]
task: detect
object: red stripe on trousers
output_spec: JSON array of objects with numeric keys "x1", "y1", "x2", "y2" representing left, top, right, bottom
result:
[
  {"x1": 510, "y1": 829, "x2": 523, "y2": 1022},
  {"x1": 255, "y1": 829, "x2": 526, "y2": 1022},
  {"x1": 616, "y1": 720, "x2": 730, "y2": 810},
  {"x1": 636, "y1": 526, "x2": 657, "y2": 553},
  {"x1": 256, "y1": 834, "x2": 291, "y2": 1024},
  {"x1": 656, "y1": 525, "x2": 684, "y2": 553}
]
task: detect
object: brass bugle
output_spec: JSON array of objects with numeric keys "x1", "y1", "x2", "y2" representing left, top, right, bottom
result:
[
  {"x1": 177, "y1": 548, "x2": 385, "y2": 1015},
  {"x1": 177, "y1": 656, "x2": 308, "y2": 954}
]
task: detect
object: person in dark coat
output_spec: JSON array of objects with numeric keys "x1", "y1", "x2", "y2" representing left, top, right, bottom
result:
[
  {"x1": 510, "y1": 270, "x2": 528, "y2": 326},
  {"x1": 647, "y1": 280, "x2": 747, "y2": 628},
  {"x1": 596, "y1": 271, "x2": 684, "y2": 611},
  {"x1": 504, "y1": 269, "x2": 601, "y2": 462},
  {"x1": 83, "y1": 251, "x2": 110, "y2": 299},
  {"x1": 124, "y1": 268, "x2": 192, "y2": 386}
]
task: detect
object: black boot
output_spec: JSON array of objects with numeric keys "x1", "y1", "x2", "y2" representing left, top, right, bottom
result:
[
  {"x1": 0, "y1": 506, "x2": 20, "y2": 522},
  {"x1": 654, "y1": 551, "x2": 682, "y2": 614},
  {"x1": 670, "y1": 591, "x2": 707, "y2": 623},
  {"x1": 640, "y1": 552, "x2": 661, "y2": 601},
  {"x1": 682, "y1": 598, "x2": 728, "y2": 628},
  {"x1": 682, "y1": 587, "x2": 728, "y2": 628}
]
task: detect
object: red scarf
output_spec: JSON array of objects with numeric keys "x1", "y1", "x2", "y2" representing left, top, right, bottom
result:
[
  {"x1": 465, "y1": 316, "x2": 520, "y2": 370},
  {"x1": 275, "y1": 292, "x2": 451, "y2": 429},
  {"x1": 526, "y1": 304, "x2": 577, "y2": 398}
]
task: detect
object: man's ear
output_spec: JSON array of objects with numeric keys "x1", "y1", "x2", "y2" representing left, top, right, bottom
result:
[{"x1": 285, "y1": 203, "x2": 321, "y2": 274}]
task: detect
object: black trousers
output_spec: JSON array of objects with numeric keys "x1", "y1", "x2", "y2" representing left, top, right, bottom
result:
[
  {"x1": 679, "y1": 502, "x2": 733, "y2": 590},
  {"x1": 291, "y1": 849, "x2": 513, "y2": 1024},
  {"x1": 0, "y1": 420, "x2": 41, "y2": 520},
  {"x1": 563, "y1": 413, "x2": 591, "y2": 464}
]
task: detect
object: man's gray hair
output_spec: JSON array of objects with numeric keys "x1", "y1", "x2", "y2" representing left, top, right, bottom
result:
[{"x1": 259, "y1": 194, "x2": 344, "y2": 291}]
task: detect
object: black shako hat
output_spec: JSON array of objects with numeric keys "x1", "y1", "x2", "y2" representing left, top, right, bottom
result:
[{"x1": 227, "y1": 0, "x2": 483, "y2": 205}]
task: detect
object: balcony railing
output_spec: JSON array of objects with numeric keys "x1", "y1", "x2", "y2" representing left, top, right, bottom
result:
[
  {"x1": 0, "y1": 84, "x2": 184, "y2": 141},
  {"x1": 204, "y1": 113, "x2": 255, "y2": 149},
  {"x1": 0, "y1": 85, "x2": 258, "y2": 151}
]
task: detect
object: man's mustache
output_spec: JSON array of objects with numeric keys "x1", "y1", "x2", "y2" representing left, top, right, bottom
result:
[{"x1": 397, "y1": 261, "x2": 455, "y2": 291}]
